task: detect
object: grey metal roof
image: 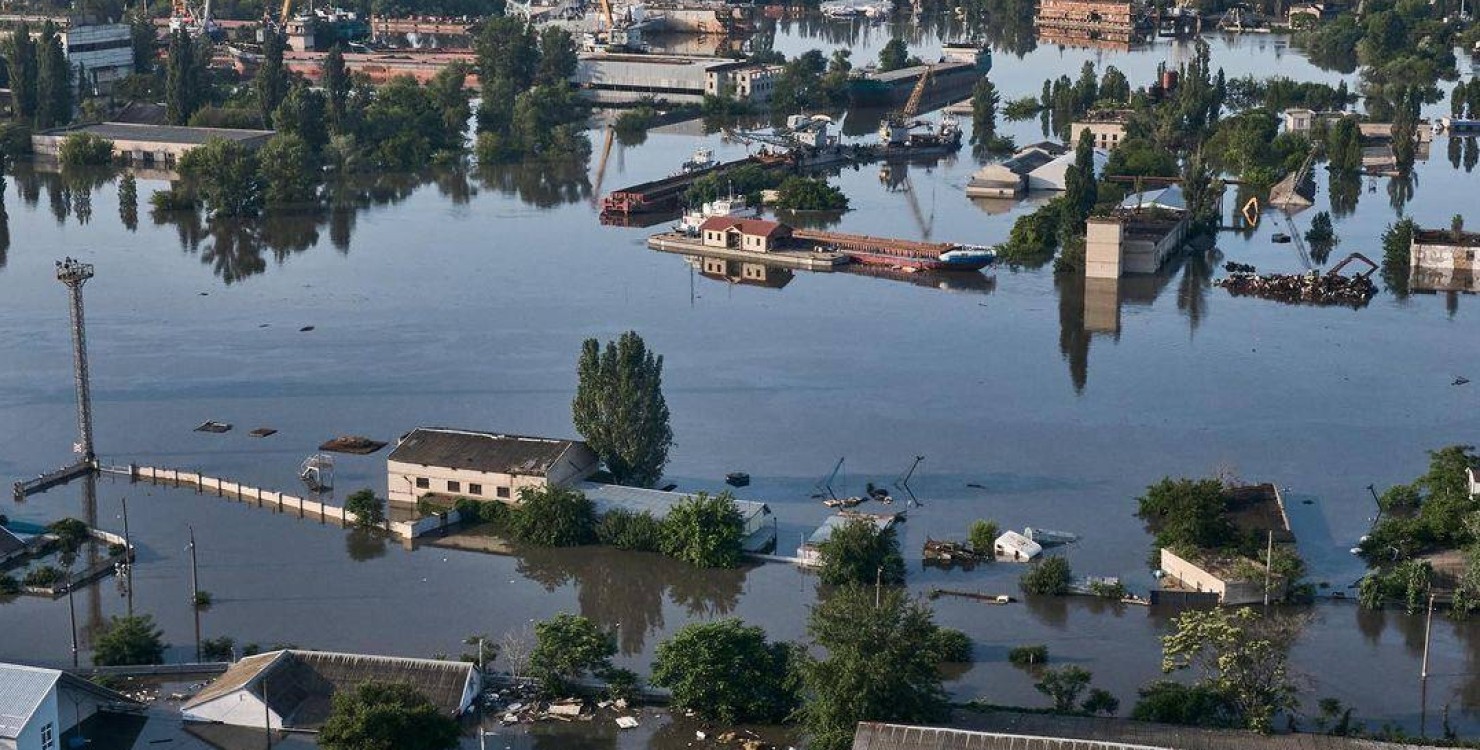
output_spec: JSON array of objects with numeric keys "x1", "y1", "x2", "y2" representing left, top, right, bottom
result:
[
  {"x1": 1118, "y1": 185, "x2": 1187, "y2": 212},
  {"x1": 577, "y1": 482, "x2": 769, "y2": 521},
  {"x1": 0, "y1": 664, "x2": 60, "y2": 739},
  {"x1": 387, "y1": 427, "x2": 584, "y2": 476},
  {"x1": 0, "y1": 526, "x2": 25, "y2": 557},
  {"x1": 37, "y1": 122, "x2": 275, "y2": 144},
  {"x1": 805, "y1": 513, "x2": 894, "y2": 546}
]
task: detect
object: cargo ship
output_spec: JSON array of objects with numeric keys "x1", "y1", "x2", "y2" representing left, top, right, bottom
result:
[
  {"x1": 844, "y1": 245, "x2": 996, "y2": 271},
  {"x1": 846, "y1": 43, "x2": 991, "y2": 107}
]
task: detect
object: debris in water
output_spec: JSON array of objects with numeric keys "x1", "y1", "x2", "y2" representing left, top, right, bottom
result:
[
  {"x1": 1223, "y1": 261, "x2": 1256, "y2": 273},
  {"x1": 1215, "y1": 269, "x2": 1376, "y2": 307},
  {"x1": 318, "y1": 435, "x2": 388, "y2": 454},
  {"x1": 299, "y1": 325, "x2": 315, "y2": 332},
  {"x1": 248, "y1": 427, "x2": 277, "y2": 438},
  {"x1": 1455, "y1": 376, "x2": 1470, "y2": 386},
  {"x1": 194, "y1": 421, "x2": 232, "y2": 433},
  {"x1": 966, "y1": 482, "x2": 986, "y2": 489},
  {"x1": 615, "y1": 716, "x2": 639, "y2": 729}
]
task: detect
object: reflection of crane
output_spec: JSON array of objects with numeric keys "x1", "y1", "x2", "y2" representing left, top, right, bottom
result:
[
  {"x1": 879, "y1": 162, "x2": 936, "y2": 239},
  {"x1": 812, "y1": 457, "x2": 845, "y2": 500},
  {"x1": 590, "y1": 126, "x2": 615, "y2": 208},
  {"x1": 1281, "y1": 211, "x2": 1313, "y2": 270},
  {"x1": 1327, "y1": 252, "x2": 1378, "y2": 278}
]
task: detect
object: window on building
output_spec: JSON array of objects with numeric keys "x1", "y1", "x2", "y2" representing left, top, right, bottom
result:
[
  {"x1": 497, "y1": 486, "x2": 511, "y2": 499},
  {"x1": 469, "y1": 483, "x2": 483, "y2": 496},
  {"x1": 41, "y1": 723, "x2": 55, "y2": 750},
  {"x1": 447, "y1": 480, "x2": 461, "y2": 493},
  {"x1": 415, "y1": 477, "x2": 429, "y2": 489}
]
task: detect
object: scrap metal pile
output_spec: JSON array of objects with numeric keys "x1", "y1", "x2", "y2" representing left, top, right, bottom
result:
[{"x1": 1215, "y1": 269, "x2": 1377, "y2": 308}]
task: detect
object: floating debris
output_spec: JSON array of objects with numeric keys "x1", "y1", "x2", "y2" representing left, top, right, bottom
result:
[
  {"x1": 194, "y1": 421, "x2": 232, "y2": 433},
  {"x1": 318, "y1": 435, "x2": 388, "y2": 454},
  {"x1": 615, "y1": 716, "x2": 640, "y2": 729},
  {"x1": 248, "y1": 427, "x2": 277, "y2": 438},
  {"x1": 299, "y1": 325, "x2": 315, "y2": 332},
  {"x1": 1271, "y1": 233, "x2": 1292, "y2": 244},
  {"x1": 923, "y1": 538, "x2": 986, "y2": 566},
  {"x1": 929, "y1": 588, "x2": 1014, "y2": 604},
  {"x1": 1215, "y1": 270, "x2": 1377, "y2": 307},
  {"x1": 1455, "y1": 376, "x2": 1470, "y2": 386},
  {"x1": 725, "y1": 471, "x2": 750, "y2": 487}
]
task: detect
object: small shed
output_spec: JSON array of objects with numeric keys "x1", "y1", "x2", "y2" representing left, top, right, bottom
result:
[
  {"x1": 993, "y1": 530, "x2": 1042, "y2": 561},
  {"x1": 700, "y1": 217, "x2": 792, "y2": 253},
  {"x1": 1026, "y1": 148, "x2": 1108, "y2": 191}
]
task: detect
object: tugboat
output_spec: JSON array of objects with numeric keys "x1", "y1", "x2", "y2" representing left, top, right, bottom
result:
[
  {"x1": 680, "y1": 147, "x2": 719, "y2": 174},
  {"x1": 675, "y1": 192, "x2": 759, "y2": 235}
]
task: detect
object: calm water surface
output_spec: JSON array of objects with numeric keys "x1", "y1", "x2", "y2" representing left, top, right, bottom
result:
[{"x1": 2, "y1": 22, "x2": 1479, "y2": 747}]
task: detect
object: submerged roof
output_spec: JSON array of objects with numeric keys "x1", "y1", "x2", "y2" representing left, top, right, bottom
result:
[
  {"x1": 388, "y1": 427, "x2": 586, "y2": 476},
  {"x1": 38, "y1": 122, "x2": 275, "y2": 144},
  {"x1": 0, "y1": 525, "x2": 25, "y2": 558},
  {"x1": 806, "y1": 513, "x2": 895, "y2": 546},
  {"x1": 183, "y1": 650, "x2": 476, "y2": 729},
  {"x1": 1118, "y1": 184, "x2": 1186, "y2": 212},
  {"x1": 578, "y1": 482, "x2": 769, "y2": 521}
]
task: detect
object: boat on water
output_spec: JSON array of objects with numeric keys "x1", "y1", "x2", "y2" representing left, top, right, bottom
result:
[
  {"x1": 877, "y1": 115, "x2": 963, "y2": 158},
  {"x1": 847, "y1": 44, "x2": 991, "y2": 106},
  {"x1": 847, "y1": 244, "x2": 995, "y2": 272},
  {"x1": 1025, "y1": 527, "x2": 1080, "y2": 546},
  {"x1": 725, "y1": 471, "x2": 750, "y2": 487},
  {"x1": 680, "y1": 147, "x2": 719, "y2": 174},
  {"x1": 675, "y1": 192, "x2": 759, "y2": 235}
]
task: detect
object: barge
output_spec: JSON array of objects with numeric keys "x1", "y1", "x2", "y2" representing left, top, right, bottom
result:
[{"x1": 846, "y1": 48, "x2": 990, "y2": 108}]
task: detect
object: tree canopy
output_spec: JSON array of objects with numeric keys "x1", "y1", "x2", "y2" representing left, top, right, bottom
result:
[
  {"x1": 659, "y1": 491, "x2": 745, "y2": 568},
  {"x1": 1160, "y1": 607, "x2": 1301, "y2": 732},
  {"x1": 529, "y1": 613, "x2": 617, "y2": 693},
  {"x1": 816, "y1": 518, "x2": 905, "y2": 586},
  {"x1": 510, "y1": 485, "x2": 597, "y2": 546},
  {"x1": 651, "y1": 618, "x2": 800, "y2": 724},
  {"x1": 800, "y1": 586, "x2": 950, "y2": 750},
  {"x1": 93, "y1": 615, "x2": 166, "y2": 666},
  {"x1": 571, "y1": 331, "x2": 673, "y2": 487},
  {"x1": 319, "y1": 682, "x2": 460, "y2": 750}
]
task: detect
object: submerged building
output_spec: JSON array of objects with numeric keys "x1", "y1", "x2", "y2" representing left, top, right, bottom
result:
[
  {"x1": 385, "y1": 427, "x2": 599, "y2": 505},
  {"x1": 1035, "y1": 0, "x2": 1148, "y2": 46},
  {"x1": 0, "y1": 662, "x2": 141, "y2": 749},
  {"x1": 1409, "y1": 227, "x2": 1480, "y2": 293},
  {"x1": 1084, "y1": 186, "x2": 1192, "y2": 279}
]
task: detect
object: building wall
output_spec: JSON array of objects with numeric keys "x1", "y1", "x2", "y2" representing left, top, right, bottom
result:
[
  {"x1": 182, "y1": 691, "x2": 283, "y2": 729},
  {"x1": 1084, "y1": 218, "x2": 1124, "y2": 279},
  {"x1": 386, "y1": 445, "x2": 597, "y2": 505},
  {"x1": 1160, "y1": 548, "x2": 1228, "y2": 600},
  {"x1": 1069, "y1": 121, "x2": 1126, "y2": 150},
  {"x1": 1411, "y1": 240, "x2": 1480, "y2": 273},
  {"x1": 13, "y1": 688, "x2": 59, "y2": 750},
  {"x1": 31, "y1": 133, "x2": 273, "y2": 165},
  {"x1": 62, "y1": 24, "x2": 134, "y2": 91}
]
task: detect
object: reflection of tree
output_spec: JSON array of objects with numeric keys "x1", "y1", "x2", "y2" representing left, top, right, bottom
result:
[
  {"x1": 513, "y1": 545, "x2": 745, "y2": 656},
  {"x1": 345, "y1": 528, "x2": 388, "y2": 561},
  {"x1": 1465, "y1": 137, "x2": 1478, "y2": 174},
  {"x1": 1056, "y1": 271, "x2": 1090, "y2": 394},
  {"x1": 0, "y1": 176, "x2": 8, "y2": 271},
  {"x1": 1175, "y1": 252, "x2": 1213, "y2": 332},
  {"x1": 1327, "y1": 172, "x2": 1360, "y2": 218},
  {"x1": 476, "y1": 160, "x2": 591, "y2": 209},
  {"x1": 1386, "y1": 173, "x2": 1414, "y2": 213},
  {"x1": 1449, "y1": 137, "x2": 1463, "y2": 170},
  {"x1": 1022, "y1": 589, "x2": 1070, "y2": 629}
]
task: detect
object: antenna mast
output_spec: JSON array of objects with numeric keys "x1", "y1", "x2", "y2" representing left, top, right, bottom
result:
[{"x1": 56, "y1": 258, "x2": 96, "y2": 464}]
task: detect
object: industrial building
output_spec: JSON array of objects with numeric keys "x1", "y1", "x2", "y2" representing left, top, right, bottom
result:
[
  {"x1": 1069, "y1": 110, "x2": 1133, "y2": 150},
  {"x1": 699, "y1": 217, "x2": 792, "y2": 253},
  {"x1": 1034, "y1": 0, "x2": 1148, "y2": 46},
  {"x1": 30, "y1": 123, "x2": 275, "y2": 166},
  {"x1": 0, "y1": 662, "x2": 141, "y2": 750},
  {"x1": 60, "y1": 24, "x2": 134, "y2": 92},
  {"x1": 1409, "y1": 227, "x2": 1480, "y2": 293},
  {"x1": 1084, "y1": 186, "x2": 1192, "y2": 279},
  {"x1": 576, "y1": 481, "x2": 775, "y2": 551},
  {"x1": 180, "y1": 650, "x2": 480, "y2": 730},
  {"x1": 575, "y1": 53, "x2": 778, "y2": 104},
  {"x1": 385, "y1": 427, "x2": 599, "y2": 505}
]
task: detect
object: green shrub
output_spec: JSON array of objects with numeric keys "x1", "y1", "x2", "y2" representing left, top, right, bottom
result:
[
  {"x1": 968, "y1": 519, "x2": 999, "y2": 555},
  {"x1": 1009, "y1": 644, "x2": 1048, "y2": 667},
  {"x1": 344, "y1": 489, "x2": 384, "y2": 527},
  {"x1": 0, "y1": 123, "x2": 33, "y2": 161},
  {"x1": 58, "y1": 132, "x2": 115, "y2": 167},
  {"x1": 150, "y1": 188, "x2": 196, "y2": 212},
  {"x1": 775, "y1": 176, "x2": 848, "y2": 211},
  {"x1": 1019, "y1": 556, "x2": 1072, "y2": 596},
  {"x1": 1089, "y1": 579, "x2": 1127, "y2": 599},
  {"x1": 0, "y1": 573, "x2": 19, "y2": 595},
  {"x1": 658, "y1": 492, "x2": 744, "y2": 568},
  {"x1": 928, "y1": 627, "x2": 972, "y2": 662},
  {"x1": 23, "y1": 566, "x2": 63, "y2": 588},
  {"x1": 1002, "y1": 96, "x2": 1042, "y2": 120},
  {"x1": 596, "y1": 508, "x2": 663, "y2": 552},
  {"x1": 510, "y1": 486, "x2": 596, "y2": 547}
]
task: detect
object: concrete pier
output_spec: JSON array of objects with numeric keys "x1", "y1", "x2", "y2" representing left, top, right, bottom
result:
[{"x1": 648, "y1": 233, "x2": 848, "y2": 270}]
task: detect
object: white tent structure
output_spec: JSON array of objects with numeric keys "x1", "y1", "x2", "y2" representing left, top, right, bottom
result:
[{"x1": 1026, "y1": 149, "x2": 1109, "y2": 191}]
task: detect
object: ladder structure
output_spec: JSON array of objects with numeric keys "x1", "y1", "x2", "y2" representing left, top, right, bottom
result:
[{"x1": 56, "y1": 257, "x2": 96, "y2": 464}]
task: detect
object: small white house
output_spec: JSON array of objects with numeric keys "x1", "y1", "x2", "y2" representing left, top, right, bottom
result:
[
  {"x1": 993, "y1": 531, "x2": 1042, "y2": 561},
  {"x1": 0, "y1": 662, "x2": 141, "y2": 750}
]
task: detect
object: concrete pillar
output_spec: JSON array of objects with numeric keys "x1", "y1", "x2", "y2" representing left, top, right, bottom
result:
[{"x1": 1085, "y1": 217, "x2": 1125, "y2": 279}]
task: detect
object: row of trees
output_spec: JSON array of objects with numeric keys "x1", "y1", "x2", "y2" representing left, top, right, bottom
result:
[
  {"x1": 5, "y1": 22, "x2": 74, "y2": 129},
  {"x1": 473, "y1": 17, "x2": 586, "y2": 164}
]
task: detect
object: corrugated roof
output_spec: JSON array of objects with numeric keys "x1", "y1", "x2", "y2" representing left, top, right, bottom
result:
[
  {"x1": 806, "y1": 513, "x2": 894, "y2": 546},
  {"x1": 1118, "y1": 185, "x2": 1186, "y2": 212},
  {"x1": 578, "y1": 482, "x2": 769, "y2": 521},
  {"x1": 185, "y1": 650, "x2": 476, "y2": 730},
  {"x1": 0, "y1": 664, "x2": 59, "y2": 739},
  {"x1": 698, "y1": 216, "x2": 789, "y2": 237},
  {"x1": 387, "y1": 427, "x2": 583, "y2": 476},
  {"x1": 0, "y1": 526, "x2": 26, "y2": 558}
]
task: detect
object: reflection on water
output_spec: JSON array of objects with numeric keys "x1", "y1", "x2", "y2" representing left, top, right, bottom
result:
[
  {"x1": 477, "y1": 160, "x2": 592, "y2": 209},
  {"x1": 515, "y1": 545, "x2": 744, "y2": 655}
]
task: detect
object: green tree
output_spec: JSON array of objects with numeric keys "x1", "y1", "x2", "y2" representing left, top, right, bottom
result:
[
  {"x1": 1136, "y1": 476, "x2": 1237, "y2": 551},
  {"x1": 200, "y1": 636, "x2": 236, "y2": 662},
  {"x1": 8, "y1": 24, "x2": 39, "y2": 123},
  {"x1": 927, "y1": 627, "x2": 972, "y2": 663},
  {"x1": 165, "y1": 30, "x2": 203, "y2": 125},
  {"x1": 971, "y1": 76, "x2": 1000, "y2": 143},
  {"x1": 475, "y1": 16, "x2": 538, "y2": 90},
  {"x1": 1106, "y1": 138, "x2": 1180, "y2": 178},
  {"x1": 1035, "y1": 666, "x2": 1092, "y2": 712},
  {"x1": 129, "y1": 12, "x2": 156, "y2": 74},
  {"x1": 659, "y1": 491, "x2": 744, "y2": 568},
  {"x1": 817, "y1": 518, "x2": 905, "y2": 586},
  {"x1": 571, "y1": 331, "x2": 673, "y2": 487},
  {"x1": 878, "y1": 38, "x2": 910, "y2": 72},
  {"x1": 775, "y1": 176, "x2": 847, "y2": 210},
  {"x1": 35, "y1": 22, "x2": 71, "y2": 129},
  {"x1": 274, "y1": 83, "x2": 330, "y2": 155},
  {"x1": 800, "y1": 586, "x2": 949, "y2": 750},
  {"x1": 529, "y1": 613, "x2": 617, "y2": 693},
  {"x1": 59, "y1": 132, "x2": 114, "y2": 167},
  {"x1": 1160, "y1": 607, "x2": 1301, "y2": 732},
  {"x1": 1131, "y1": 680, "x2": 1237, "y2": 727},
  {"x1": 118, "y1": 172, "x2": 138, "y2": 231},
  {"x1": 255, "y1": 29, "x2": 289, "y2": 128},
  {"x1": 1098, "y1": 65, "x2": 1130, "y2": 102},
  {"x1": 651, "y1": 619, "x2": 800, "y2": 724},
  {"x1": 510, "y1": 485, "x2": 596, "y2": 546},
  {"x1": 425, "y1": 62, "x2": 472, "y2": 151},
  {"x1": 1062, "y1": 128, "x2": 1098, "y2": 228},
  {"x1": 259, "y1": 134, "x2": 319, "y2": 206},
  {"x1": 319, "y1": 682, "x2": 460, "y2": 750},
  {"x1": 93, "y1": 615, "x2": 166, "y2": 666},
  {"x1": 535, "y1": 26, "x2": 577, "y2": 87},
  {"x1": 179, "y1": 138, "x2": 262, "y2": 217},
  {"x1": 324, "y1": 45, "x2": 351, "y2": 134},
  {"x1": 1305, "y1": 210, "x2": 1337, "y2": 259},
  {"x1": 344, "y1": 488, "x2": 384, "y2": 526},
  {"x1": 359, "y1": 76, "x2": 456, "y2": 169},
  {"x1": 1019, "y1": 555, "x2": 1072, "y2": 595},
  {"x1": 1082, "y1": 688, "x2": 1120, "y2": 716},
  {"x1": 968, "y1": 519, "x2": 999, "y2": 555}
]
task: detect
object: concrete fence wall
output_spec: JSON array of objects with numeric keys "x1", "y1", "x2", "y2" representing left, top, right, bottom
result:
[{"x1": 118, "y1": 465, "x2": 449, "y2": 543}]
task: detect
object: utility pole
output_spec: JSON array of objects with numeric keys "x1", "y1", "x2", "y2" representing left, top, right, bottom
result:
[
  {"x1": 875, "y1": 566, "x2": 883, "y2": 608},
  {"x1": 1263, "y1": 529, "x2": 1274, "y2": 608},
  {"x1": 263, "y1": 675, "x2": 272, "y2": 749},
  {"x1": 66, "y1": 572, "x2": 79, "y2": 668},
  {"x1": 121, "y1": 496, "x2": 133, "y2": 616},
  {"x1": 55, "y1": 258, "x2": 96, "y2": 464},
  {"x1": 189, "y1": 525, "x2": 200, "y2": 661},
  {"x1": 1421, "y1": 592, "x2": 1436, "y2": 737}
]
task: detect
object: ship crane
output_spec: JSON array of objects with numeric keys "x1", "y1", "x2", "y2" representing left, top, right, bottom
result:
[{"x1": 879, "y1": 63, "x2": 951, "y2": 146}]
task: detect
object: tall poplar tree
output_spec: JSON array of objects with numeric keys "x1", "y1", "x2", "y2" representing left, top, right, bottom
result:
[
  {"x1": 8, "y1": 24, "x2": 39, "y2": 124},
  {"x1": 35, "y1": 22, "x2": 71, "y2": 129},
  {"x1": 255, "y1": 30, "x2": 288, "y2": 128},
  {"x1": 571, "y1": 331, "x2": 673, "y2": 488},
  {"x1": 323, "y1": 45, "x2": 351, "y2": 133},
  {"x1": 970, "y1": 76, "x2": 999, "y2": 143},
  {"x1": 165, "y1": 30, "x2": 199, "y2": 125}
]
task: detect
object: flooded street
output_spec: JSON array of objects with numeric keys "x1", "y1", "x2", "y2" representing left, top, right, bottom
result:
[{"x1": 2, "y1": 20, "x2": 1479, "y2": 746}]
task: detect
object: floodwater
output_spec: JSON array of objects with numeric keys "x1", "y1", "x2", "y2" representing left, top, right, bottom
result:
[{"x1": 2, "y1": 17, "x2": 1479, "y2": 747}]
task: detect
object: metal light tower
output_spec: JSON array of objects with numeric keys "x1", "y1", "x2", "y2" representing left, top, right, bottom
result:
[{"x1": 56, "y1": 258, "x2": 96, "y2": 464}]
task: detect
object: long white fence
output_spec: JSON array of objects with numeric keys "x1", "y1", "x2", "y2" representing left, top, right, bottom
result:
[{"x1": 99, "y1": 465, "x2": 462, "y2": 543}]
